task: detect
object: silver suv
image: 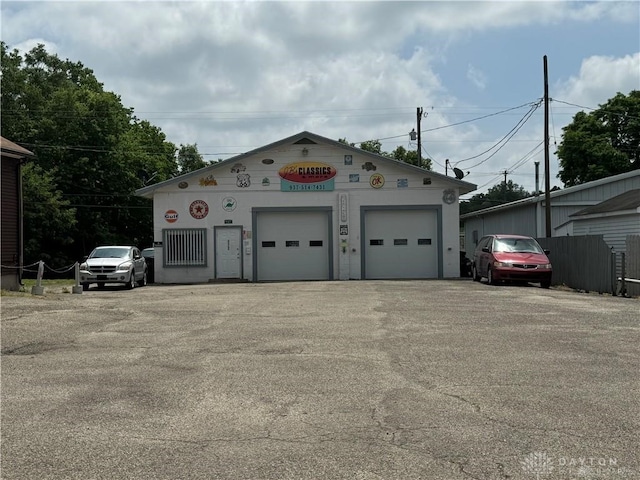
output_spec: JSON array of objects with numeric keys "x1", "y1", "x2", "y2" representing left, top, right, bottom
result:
[{"x1": 79, "y1": 246, "x2": 147, "y2": 291}]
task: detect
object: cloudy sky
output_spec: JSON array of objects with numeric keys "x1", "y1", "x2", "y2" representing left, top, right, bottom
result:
[{"x1": 2, "y1": 1, "x2": 639, "y2": 197}]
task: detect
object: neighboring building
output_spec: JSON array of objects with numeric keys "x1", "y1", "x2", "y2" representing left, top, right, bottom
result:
[
  {"x1": 135, "y1": 131, "x2": 476, "y2": 283},
  {"x1": 1, "y1": 136, "x2": 34, "y2": 291},
  {"x1": 461, "y1": 169, "x2": 640, "y2": 255},
  {"x1": 566, "y1": 189, "x2": 640, "y2": 258}
]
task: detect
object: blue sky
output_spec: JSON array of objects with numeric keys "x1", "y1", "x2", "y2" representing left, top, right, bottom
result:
[{"x1": 2, "y1": 1, "x2": 639, "y2": 197}]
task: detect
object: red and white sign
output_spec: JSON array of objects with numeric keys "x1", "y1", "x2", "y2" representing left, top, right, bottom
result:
[
  {"x1": 189, "y1": 200, "x2": 209, "y2": 219},
  {"x1": 164, "y1": 210, "x2": 179, "y2": 223}
]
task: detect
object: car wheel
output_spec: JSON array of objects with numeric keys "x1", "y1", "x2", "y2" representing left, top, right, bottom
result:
[
  {"x1": 138, "y1": 269, "x2": 147, "y2": 287},
  {"x1": 97, "y1": 283, "x2": 106, "y2": 289},
  {"x1": 487, "y1": 267, "x2": 497, "y2": 285},
  {"x1": 82, "y1": 283, "x2": 90, "y2": 291},
  {"x1": 127, "y1": 271, "x2": 136, "y2": 290},
  {"x1": 472, "y1": 264, "x2": 480, "y2": 282},
  {"x1": 541, "y1": 280, "x2": 551, "y2": 289}
]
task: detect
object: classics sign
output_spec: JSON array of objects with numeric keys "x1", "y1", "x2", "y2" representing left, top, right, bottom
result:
[{"x1": 278, "y1": 161, "x2": 337, "y2": 192}]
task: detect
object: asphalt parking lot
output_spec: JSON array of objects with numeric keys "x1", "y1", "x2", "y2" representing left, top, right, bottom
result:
[{"x1": 1, "y1": 280, "x2": 638, "y2": 480}]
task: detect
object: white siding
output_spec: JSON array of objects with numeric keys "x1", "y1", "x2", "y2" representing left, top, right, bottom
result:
[{"x1": 149, "y1": 141, "x2": 466, "y2": 282}]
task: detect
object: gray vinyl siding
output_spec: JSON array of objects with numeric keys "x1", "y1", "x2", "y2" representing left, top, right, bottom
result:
[
  {"x1": 573, "y1": 214, "x2": 640, "y2": 253},
  {"x1": 560, "y1": 175, "x2": 640, "y2": 203},
  {"x1": 462, "y1": 171, "x2": 640, "y2": 252},
  {"x1": 463, "y1": 204, "x2": 536, "y2": 254},
  {"x1": 573, "y1": 214, "x2": 640, "y2": 277}
]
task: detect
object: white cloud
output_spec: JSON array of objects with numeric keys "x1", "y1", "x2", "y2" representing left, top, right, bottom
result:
[
  {"x1": 466, "y1": 64, "x2": 487, "y2": 90},
  {"x1": 1, "y1": 1, "x2": 637, "y2": 194},
  {"x1": 555, "y1": 53, "x2": 640, "y2": 108}
]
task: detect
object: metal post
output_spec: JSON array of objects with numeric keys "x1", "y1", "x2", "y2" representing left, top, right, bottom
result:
[
  {"x1": 619, "y1": 252, "x2": 627, "y2": 297},
  {"x1": 544, "y1": 55, "x2": 552, "y2": 237},
  {"x1": 31, "y1": 260, "x2": 45, "y2": 295},
  {"x1": 72, "y1": 262, "x2": 83, "y2": 294},
  {"x1": 417, "y1": 107, "x2": 423, "y2": 168}
]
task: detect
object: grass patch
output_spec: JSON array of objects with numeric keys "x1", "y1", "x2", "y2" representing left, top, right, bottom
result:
[
  {"x1": 22, "y1": 279, "x2": 75, "y2": 289},
  {"x1": 1, "y1": 279, "x2": 76, "y2": 296}
]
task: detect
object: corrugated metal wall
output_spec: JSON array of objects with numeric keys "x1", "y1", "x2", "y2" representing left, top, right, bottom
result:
[{"x1": 463, "y1": 204, "x2": 536, "y2": 254}]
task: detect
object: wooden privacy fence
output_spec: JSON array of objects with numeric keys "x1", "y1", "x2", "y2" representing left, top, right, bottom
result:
[
  {"x1": 536, "y1": 235, "x2": 616, "y2": 294},
  {"x1": 621, "y1": 235, "x2": 640, "y2": 297}
]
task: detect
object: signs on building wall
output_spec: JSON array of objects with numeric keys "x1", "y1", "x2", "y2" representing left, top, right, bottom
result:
[
  {"x1": 222, "y1": 197, "x2": 237, "y2": 211},
  {"x1": 199, "y1": 174, "x2": 217, "y2": 186},
  {"x1": 189, "y1": 200, "x2": 209, "y2": 219},
  {"x1": 164, "y1": 210, "x2": 179, "y2": 223},
  {"x1": 370, "y1": 173, "x2": 385, "y2": 189},
  {"x1": 278, "y1": 161, "x2": 337, "y2": 192}
]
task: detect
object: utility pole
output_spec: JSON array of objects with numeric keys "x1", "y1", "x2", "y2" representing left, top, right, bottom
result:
[
  {"x1": 501, "y1": 169, "x2": 508, "y2": 184},
  {"x1": 416, "y1": 107, "x2": 423, "y2": 168},
  {"x1": 544, "y1": 55, "x2": 551, "y2": 237}
]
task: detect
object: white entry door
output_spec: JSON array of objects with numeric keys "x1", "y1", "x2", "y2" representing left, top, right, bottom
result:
[{"x1": 215, "y1": 227, "x2": 242, "y2": 279}]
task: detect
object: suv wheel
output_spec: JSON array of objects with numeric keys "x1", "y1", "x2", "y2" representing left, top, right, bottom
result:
[
  {"x1": 472, "y1": 264, "x2": 480, "y2": 282},
  {"x1": 487, "y1": 267, "x2": 497, "y2": 285},
  {"x1": 138, "y1": 269, "x2": 147, "y2": 287},
  {"x1": 127, "y1": 271, "x2": 136, "y2": 290},
  {"x1": 82, "y1": 283, "x2": 90, "y2": 291}
]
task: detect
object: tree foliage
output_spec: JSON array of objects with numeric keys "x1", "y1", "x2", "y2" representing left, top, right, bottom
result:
[
  {"x1": 338, "y1": 138, "x2": 432, "y2": 170},
  {"x1": 556, "y1": 91, "x2": 640, "y2": 186},
  {"x1": 1, "y1": 42, "x2": 179, "y2": 267},
  {"x1": 177, "y1": 143, "x2": 209, "y2": 173},
  {"x1": 460, "y1": 180, "x2": 531, "y2": 215}
]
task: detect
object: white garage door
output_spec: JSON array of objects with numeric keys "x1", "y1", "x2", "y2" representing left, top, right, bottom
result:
[
  {"x1": 256, "y1": 211, "x2": 330, "y2": 281},
  {"x1": 364, "y1": 209, "x2": 438, "y2": 279}
]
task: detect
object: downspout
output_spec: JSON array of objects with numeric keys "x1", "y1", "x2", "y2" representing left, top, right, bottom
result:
[{"x1": 18, "y1": 158, "x2": 25, "y2": 286}]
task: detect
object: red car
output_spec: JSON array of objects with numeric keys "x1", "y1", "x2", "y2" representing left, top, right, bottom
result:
[{"x1": 472, "y1": 234, "x2": 552, "y2": 288}]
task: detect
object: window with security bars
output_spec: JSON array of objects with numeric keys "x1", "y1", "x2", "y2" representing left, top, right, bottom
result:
[{"x1": 163, "y1": 228, "x2": 207, "y2": 267}]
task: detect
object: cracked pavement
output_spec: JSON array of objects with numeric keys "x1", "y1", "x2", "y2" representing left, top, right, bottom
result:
[{"x1": 1, "y1": 280, "x2": 638, "y2": 479}]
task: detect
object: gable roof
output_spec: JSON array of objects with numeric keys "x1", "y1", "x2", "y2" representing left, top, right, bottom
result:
[
  {"x1": 460, "y1": 169, "x2": 640, "y2": 220},
  {"x1": 0, "y1": 136, "x2": 34, "y2": 159},
  {"x1": 570, "y1": 189, "x2": 640, "y2": 217},
  {"x1": 136, "y1": 131, "x2": 476, "y2": 197}
]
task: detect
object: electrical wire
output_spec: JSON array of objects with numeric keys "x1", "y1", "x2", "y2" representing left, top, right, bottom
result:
[
  {"x1": 456, "y1": 102, "x2": 541, "y2": 169},
  {"x1": 353, "y1": 100, "x2": 540, "y2": 145}
]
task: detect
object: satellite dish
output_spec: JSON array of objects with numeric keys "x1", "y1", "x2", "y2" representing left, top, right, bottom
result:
[{"x1": 453, "y1": 167, "x2": 465, "y2": 180}]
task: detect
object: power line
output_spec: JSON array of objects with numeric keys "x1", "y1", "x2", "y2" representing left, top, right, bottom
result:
[{"x1": 455, "y1": 101, "x2": 541, "y2": 169}]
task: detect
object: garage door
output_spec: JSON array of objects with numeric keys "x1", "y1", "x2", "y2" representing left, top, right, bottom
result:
[
  {"x1": 364, "y1": 209, "x2": 438, "y2": 279},
  {"x1": 256, "y1": 210, "x2": 331, "y2": 281}
]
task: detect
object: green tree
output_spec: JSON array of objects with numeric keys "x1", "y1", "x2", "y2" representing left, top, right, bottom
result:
[
  {"x1": 340, "y1": 137, "x2": 432, "y2": 170},
  {"x1": 177, "y1": 143, "x2": 208, "y2": 173},
  {"x1": 556, "y1": 91, "x2": 640, "y2": 186},
  {"x1": 460, "y1": 180, "x2": 531, "y2": 215},
  {"x1": 390, "y1": 145, "x2": 432, "y2": 170},
  {"x1": 359, "y1": 139, "x2": 383, "y2": 155},
  {"x1": 1, "y1": 42, "x2": 178, "y2": 265},
  {"x1": 21, "y1": 163, "x2": 77, "y2": 269}
]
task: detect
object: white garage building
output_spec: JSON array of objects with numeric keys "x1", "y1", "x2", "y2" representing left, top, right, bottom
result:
[{"x1": 135, "y1": 132, "x2": 476, "y2": 283}]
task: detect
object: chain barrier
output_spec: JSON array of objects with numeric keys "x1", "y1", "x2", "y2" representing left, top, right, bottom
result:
[
  {"x1": 0, "y1": 261, "x2": 41, "y2": 270},
  {"x1": 2, "y1": 259, "x2": 83, "y2": 295}
]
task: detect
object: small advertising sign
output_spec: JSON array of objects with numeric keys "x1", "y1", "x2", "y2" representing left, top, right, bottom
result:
[{"x1": 279, "y1": 161, "x2": 337, "y2": 192}]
